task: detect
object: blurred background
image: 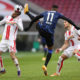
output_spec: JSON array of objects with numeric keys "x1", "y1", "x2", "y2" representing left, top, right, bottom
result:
[{"x1": 0, "y1": 0, "x2": 80, "y2": 52}]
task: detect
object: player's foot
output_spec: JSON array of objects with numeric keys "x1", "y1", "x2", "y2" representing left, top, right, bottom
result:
[
  {"x1": 42, "y1": 65, "x2": 48, "y2": 76},
  {"x1": 0, "y1": 69, "x2": 6, "y2": 74},
  {"x1": 50, "y1": 73, "x2": 60, "y2": 77},
  {"x1": 42, "y1": 57, "x2": 46, "y2": 61},
  {"x1": 78, "y1": 58, "x2": 80, "y2": 61},
  {"x1": 24, "y1": 3, "x2": 29, "y2": 14},
  {"x1": 77, "y1": 56, "x2": 80, "y2": 62},
  {"x1": 17, "y1": 70, "x2": 21, "y2": 77}
]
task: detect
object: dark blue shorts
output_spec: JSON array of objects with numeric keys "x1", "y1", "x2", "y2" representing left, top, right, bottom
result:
[
  {"x1": 41, "y1": 37, "x2": 47, "y2": 46},
  {"x1": 36, "y1": 22, "x2": 54, "y2": 47}
]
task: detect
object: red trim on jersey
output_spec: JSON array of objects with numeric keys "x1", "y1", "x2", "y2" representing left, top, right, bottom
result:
[
  {"x1": 9, "y1": 18, "x2": 13, "y2": 21},
  {"x1": 77, "y1": 53, "x2": 80, "y2": 56},
  {"x1": 5, "y1": 25, "x2": 10, "y2": 40},
  {"x1": 69, "y1": 31, "x2": 71, "y2": 35},
  {"x1": 59, "y1": 59, "x2": 64, "y2": 72},
  {"x1": 0, "y1": 56, "x2": 3, "y2": 68},
  {"x1": 70, "y1": 40, "x2": 74, "y2": 46}
]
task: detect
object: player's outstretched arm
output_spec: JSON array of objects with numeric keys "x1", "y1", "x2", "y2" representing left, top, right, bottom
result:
[
  {"x1": 17, "y1": 18, "x2": 24, "y2": 31},
  {"x1": 56, "y1": 40, "x2": 69, "y2": 53},
  {"x1": 61, "y1": 16, "x2": 80, "y2": 30},
  {"x1": 24, "y1": 15, "x2": 43, "y2": 31}
]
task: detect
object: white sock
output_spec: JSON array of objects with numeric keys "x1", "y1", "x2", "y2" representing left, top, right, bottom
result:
[
  {"x1": 56, "y1": 56, "x2": 64, "y2": 75},
  {"x1": 14, "y1": 58, "x2": 20, "y2": 71}
]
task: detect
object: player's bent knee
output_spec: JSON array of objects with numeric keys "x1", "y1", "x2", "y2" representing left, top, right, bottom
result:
[
  {"x1": 10, "y1": 53, "x2": 15, "y2": 60},
  {"x1": 57, "y1": 56, "x2": 64, "y2": 64},
  {"x1": 61, "y1": 54, "x2": 68, "y2": 60},
  {"x1": 59, "y1": 56, "x2": 63, "y2": 61}
]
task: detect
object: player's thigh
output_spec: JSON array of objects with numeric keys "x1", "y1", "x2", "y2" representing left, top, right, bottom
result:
[
  {"x1": 42, "y1": 40, "x2": 47, "y2": 47},
  {"x1": 63, "y1": 46, "x2": 74, "y2": 58},
  {"x1": 46, "y1": 36, "x2": 54, "y2": 48},
  {"x1": 9, "y1": 40, "x2": 16, "y2": 53},
  {"x1": 0, "y1": 40, "x2": 8, "y2": 52}
]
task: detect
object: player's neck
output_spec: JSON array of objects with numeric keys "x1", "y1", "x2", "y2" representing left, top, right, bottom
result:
[{"x1": 67, "y1": 25, "x2": 72, "y2": 30}]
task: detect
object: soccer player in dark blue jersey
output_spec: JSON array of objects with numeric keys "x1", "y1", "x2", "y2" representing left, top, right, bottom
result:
[{"x1": 24, "y1": 4, "x2": 80, "y2": 76}]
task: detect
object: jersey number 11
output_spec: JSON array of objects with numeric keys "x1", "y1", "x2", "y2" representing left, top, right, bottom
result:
[{"x1": 46, "y1": 12, "x2": 54, "y2": 24}]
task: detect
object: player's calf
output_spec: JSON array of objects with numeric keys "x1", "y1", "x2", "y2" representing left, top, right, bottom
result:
[
  {"x1": 56, "y1": 56, "x2": 64, "y2": 75},
  {"x1": 10, "y1": 52, "x2": 21, "y2": 76},
  {"x1": 0, "y1": 56, "x2": 6, "y2": 74}
]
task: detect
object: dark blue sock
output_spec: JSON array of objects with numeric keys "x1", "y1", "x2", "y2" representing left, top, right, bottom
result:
[
  {"x1": 44, "y1": 48, "x2": 48, "y2": 57},
  {"x1": 45, "y1": 50, "x2": 53, "y2": 67}
]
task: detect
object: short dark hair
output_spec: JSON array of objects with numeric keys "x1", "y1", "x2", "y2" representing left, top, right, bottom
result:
[{"x1": 52, "y1": 5, "x2": 58, "y2": 9}]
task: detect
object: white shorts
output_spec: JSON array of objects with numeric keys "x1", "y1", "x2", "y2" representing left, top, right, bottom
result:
[
  {"x1": 0, "y1": 40, "x2": 16, "y2": 53},
  {"x1": 63, "y1": 45, "x2": 80, "y2": 58}
]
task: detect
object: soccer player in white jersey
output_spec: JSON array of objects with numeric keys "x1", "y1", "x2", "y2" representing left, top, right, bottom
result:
[
  {"x1": 50, "y1": 21, "x2": 80, "y2": 76},
  {"x1": 0, "y1": 5, "x2": 23, "y2": 76}
]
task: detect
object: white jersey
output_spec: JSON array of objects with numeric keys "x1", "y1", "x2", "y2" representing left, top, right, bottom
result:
[
  {"x1": 0, "y1": 16, "x2": 23, "y2": 41},
  {"x1": 63, "y1": 26, "x2": 80, "y2": 58},
  {"x1": 65, "y1": 26, "x2": 80, "y2": 46}
]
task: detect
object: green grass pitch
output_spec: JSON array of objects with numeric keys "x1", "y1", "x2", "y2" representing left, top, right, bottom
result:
[{"x1": 0, "y1": 52, "x2": 80, "y2": 80}]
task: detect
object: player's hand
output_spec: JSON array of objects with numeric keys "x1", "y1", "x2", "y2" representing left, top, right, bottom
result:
[
  {"x1": 67, "y1": 35, "x2": 74, "y2": 40},
  {"x1": 6, "y1": 21, "x2": 16, "y2": 24},
  {"x1": 55, "y1": 49, "x2": 60, "y2": 54},
  {"x1": 24, "y1": 3, "x2": 29, "y2": 14}
]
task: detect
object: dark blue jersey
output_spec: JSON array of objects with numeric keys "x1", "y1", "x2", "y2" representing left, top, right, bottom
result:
[
  {"x1": 41, "y1": 37, "x2": 46, "y2": 44},
  {"x1": 25, "y1": 11, "x2": 80, "y2": 32},
  {"x1": 40, "y1": 11, "x2": 63, "y2": 34}
]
